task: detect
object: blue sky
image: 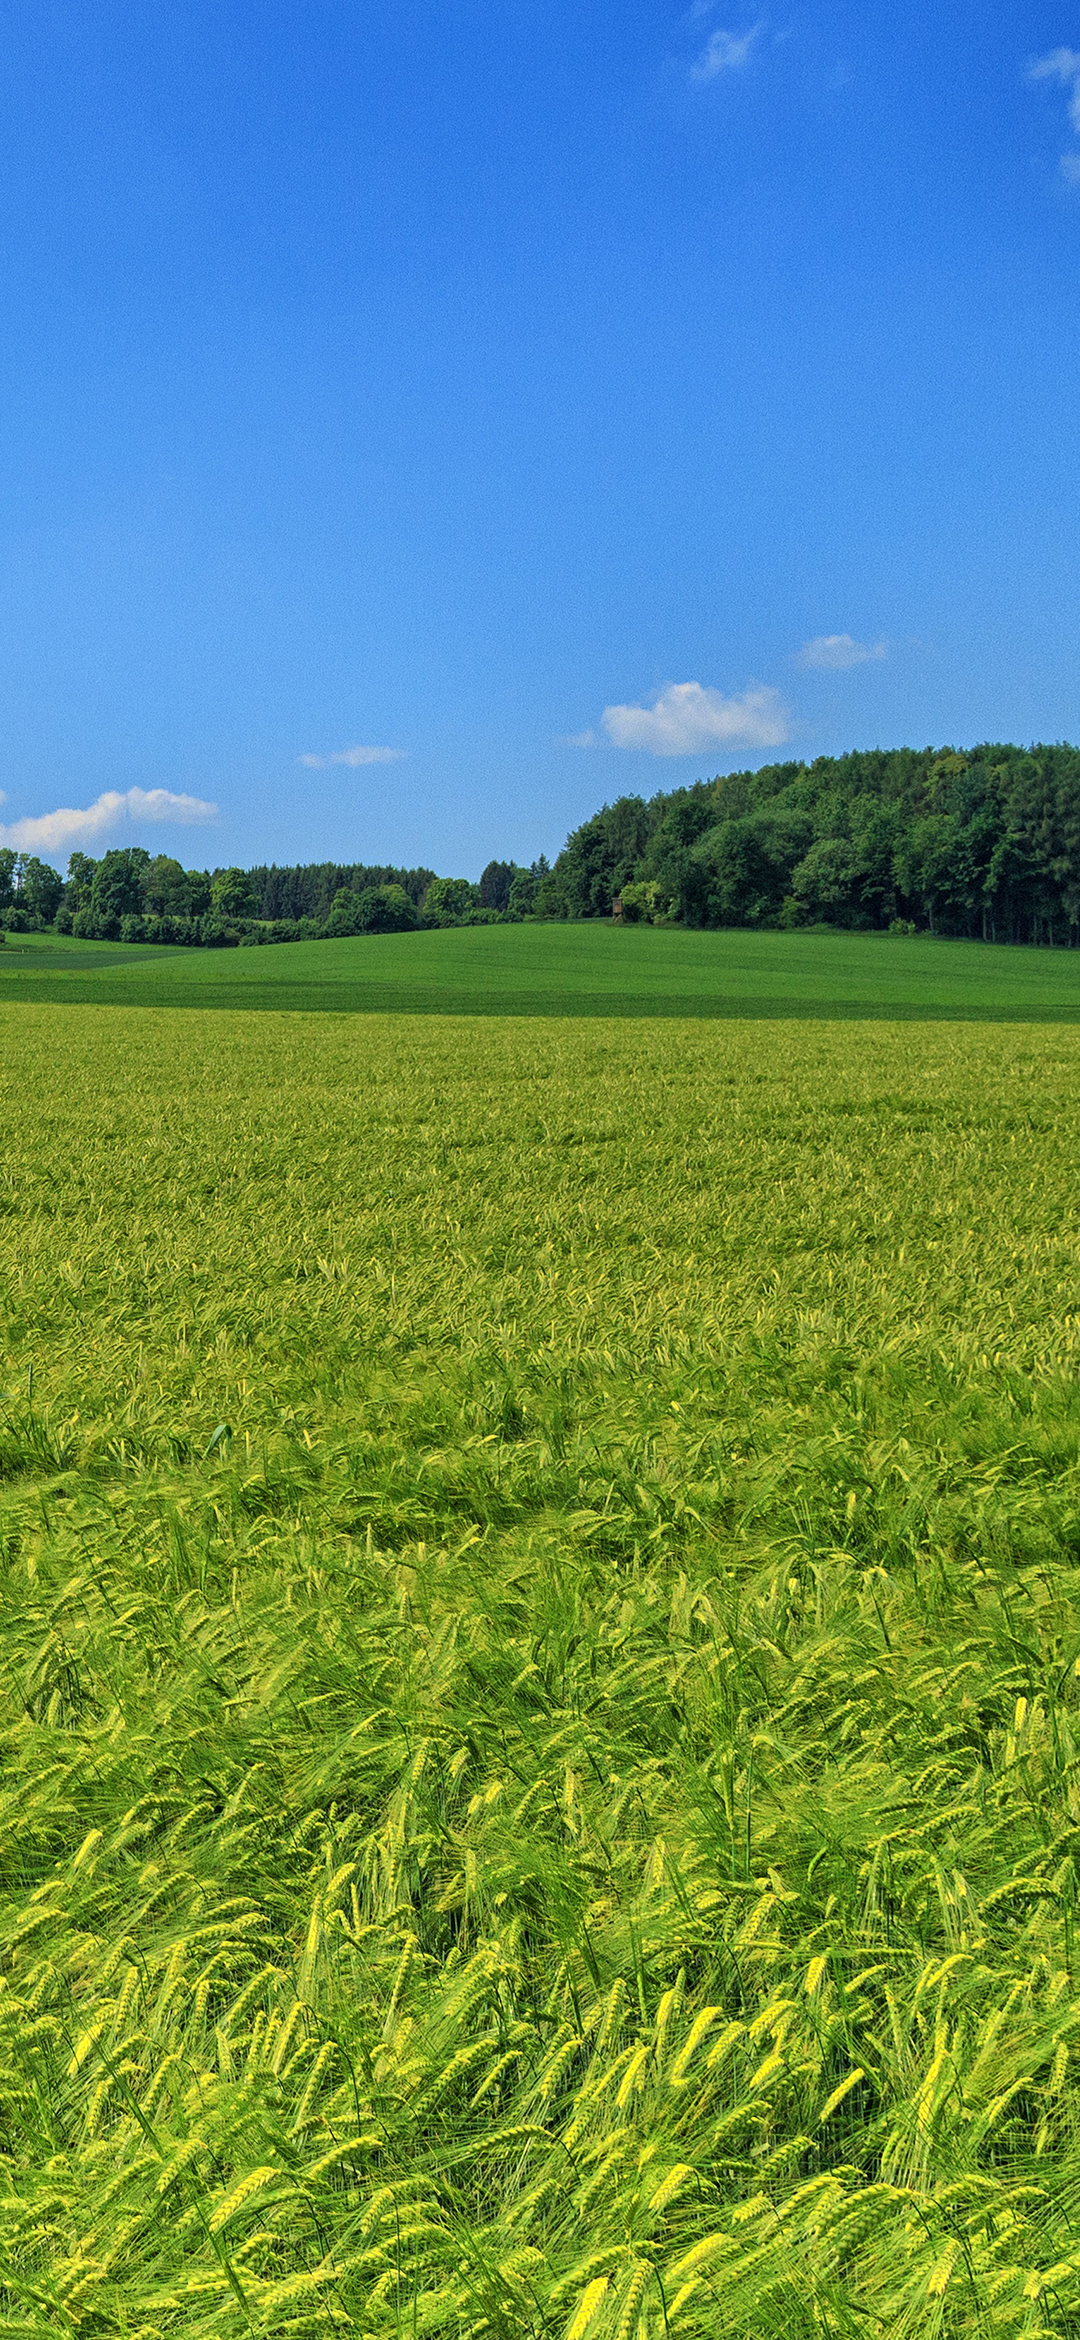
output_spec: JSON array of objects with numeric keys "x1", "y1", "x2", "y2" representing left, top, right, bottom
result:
[{"x1": 0, "y1": 1, "x2": 1078, "y2": 877}]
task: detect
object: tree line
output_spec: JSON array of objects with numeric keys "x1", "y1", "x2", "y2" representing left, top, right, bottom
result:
[
  {"x1": 543, "y1": 742, "x2": 1080, "y2": 942},
  {"x1": 4, "y1": 743, "x2": 1080, "y2": 947},
  {"x1": 0, "y1": 847, "x2": 554, "y2": 946}
]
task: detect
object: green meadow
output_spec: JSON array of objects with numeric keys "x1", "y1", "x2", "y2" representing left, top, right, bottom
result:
[
  {"x1": 4, "y1": 995, "x2": 1080, "y2": 2334},
  {"x1": 4, "y1": 917, "x2": 1080, "y2": 1018}
]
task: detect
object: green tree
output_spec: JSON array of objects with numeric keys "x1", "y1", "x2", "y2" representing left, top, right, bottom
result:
[
  {"x1": 357, "y1": 884, "x2": 416, "y2": 933},
  {"x1": 210, "y1": 867, "x2": 257, "y2": 918},
  {"x1": 690, "y1": 811, "x2": 810, "y2": 926},
  {"x1": 479, "y1": 860, "x2": 517, "y2": 912},
  {"x1": 0, "y1": 849, "x2": 15, "y2": 909},
  {"x1": 15, "y1": 856, "x2": 64, "y2": 923},
  {"x1": 617, "y1": 880, "x2": 660, "y2": 923},
  {"x1": 323, "y1": 887, "x2": 363, "y2": 936},
  {"x1": 507, "y1": 858, "x2": 552, "y2": 916},
  {"x1": 63, "y1": 854, "x2": 98, "y2": 913},
  {"x1": 639, "y1": 791, "x2": 720, "y2": 919},
  {"x1": 557, "y1": 797, "x2": 651, "y2": 917},
  {"x1": 532, "y1": 859, "x2": 567, "y2": 918},
  {"x1": 423, "y1": 877, "x2": 481, "y2": 926},
  {"x1": 90, "y1": 849, "x2": 151, "y2": 936},
  {"x1": 145, "y1": 855, "x2": 209, "y2": 918},
  {"x1": 322, "y1": 885, "x2": 416, "y2": 936},
  {"x1": 893, "y1": 815, "x2": 970, "y2": 936},
  {"x1": 790, "y1": 836, "x2": 858, "y2": 921}
]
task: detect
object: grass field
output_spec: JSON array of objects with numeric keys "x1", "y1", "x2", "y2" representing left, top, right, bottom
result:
[
  {"x1": 4, "y1": 918, "x2": 1080, "y2": 1019},
  {"x1": 4, "y1": 1001, "x2": 1080, "y2": 2334}
]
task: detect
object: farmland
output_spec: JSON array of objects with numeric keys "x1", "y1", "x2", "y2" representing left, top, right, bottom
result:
[
  {"x1": 3, "y1": 1001, "x2": 1080, "y2": 2334},
  {"x1": 4, "y1": 916, "x2": 1080, "y2": 1020}
]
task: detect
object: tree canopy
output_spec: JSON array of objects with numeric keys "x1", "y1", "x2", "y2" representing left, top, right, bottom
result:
[{"x1": 543, "y1": 744, "x2": 1080, "y2": 943}]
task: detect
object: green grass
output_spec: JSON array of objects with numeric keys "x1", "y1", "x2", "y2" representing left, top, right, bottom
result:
[
  {"x1": 4, "y1": 1004, "x2": 1080, "y2": 2333},
  {"x1": 5, "y1": 917, "x2": 1080, "y2": 1017}
]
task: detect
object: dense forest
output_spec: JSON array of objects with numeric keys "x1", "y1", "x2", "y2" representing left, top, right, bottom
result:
[
  {"x1": 547, "y1": 742, "x2": 1080, "y2": 944},
  {"x1": 3, "y1": 742, "x2": 1080, "y2": 945}
]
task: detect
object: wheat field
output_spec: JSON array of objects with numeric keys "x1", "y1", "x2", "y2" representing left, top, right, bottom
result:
[{"x1": 3, "y1": 1003, "x2": 1080, "y2": 2335}]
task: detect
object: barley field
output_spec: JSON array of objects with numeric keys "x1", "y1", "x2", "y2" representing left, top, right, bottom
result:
[{"x1": 3, "y1": 1002, "x2": 1080, "y2": 2336}]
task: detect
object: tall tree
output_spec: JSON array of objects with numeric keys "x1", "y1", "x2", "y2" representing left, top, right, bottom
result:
[
  {"x1": 15, "y1": 856, "x2": 64, "y2": 923},
  {"x1": 479, "y1": 860, "x2": 516, "y2": 911},
  {"x1": 89, "y1": 849, "x2": 151, "y2": 933}
]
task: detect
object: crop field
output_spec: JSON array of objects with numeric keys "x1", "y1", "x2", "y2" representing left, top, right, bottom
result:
[
  {"x1": 5, "y1": 1001, "x2": 1080, "y2": 2336},
  {"x1": 4, "y1": 918, "x2": 1080, "y2": 1021}
]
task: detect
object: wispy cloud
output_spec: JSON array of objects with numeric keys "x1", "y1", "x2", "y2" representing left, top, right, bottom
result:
[
  {"x1": 601, "y1": 680, "x2": 790, "y2": 756},
  {"x1": 1028, "y1": 47, "x2": 1080, "y2": 176},
  {"x1": 299, "y1": 744, "x2": 405, "y2": 769},
  {"x1": 1029, "y1": 47, "x2": 1080, "y2": 126},
  {"x1": 691, "y1": 22, "x2": 764, "y2": 80},
  {"x1": 796, "y1": 633, "x2": 887, "y2": 671},
  {"x1": 0, "y1": 786, "x2": 218, "y2": 857},
  {"x1": 558, "y1": 728, "x2": 600, "y2": 749}
]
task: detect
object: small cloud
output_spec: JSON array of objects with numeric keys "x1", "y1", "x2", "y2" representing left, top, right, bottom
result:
[
  {"x1": 796, "y1": 633, "x2": 887, "y2": 671},
  {"x1": 1029, "y1": 47, "x2": 1080, "y2": 126},
  {"x1": 299, "y1": 744, "x2": 405, "y2": 769},
  {"x1": 0, "y1": 786, "x2": 217, "y2": 857},
  {"x1": 692, "y1": 22, "x2": 764, "y2": 79},
  {"x1": 601, "y1": 680, "x2": 790, "y2": 756},
  {"x1": 1028, "y1": 48, "x2": 1080, "y2": 173},
  {"x1": 558, "y1": 728, "x2": 599, "y2": 748}
]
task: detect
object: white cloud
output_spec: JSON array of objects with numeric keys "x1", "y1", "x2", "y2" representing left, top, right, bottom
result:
[
  {"x1": 299, "y1": 744, "x2": 405, "y2": 769},
  {"x1": 1029, "y1": 47, "x2": 1080, "y2": 128},
  {"x1": 692, "y1": 22, "x2": 763, "y2": 79},
  {"x1": 601, "y1": 680, "x2": 790, "y2": 756},
  {"x1": 558, "y1": 728, "x2": 600, "y2": 748},
  {"x1": 796, "y1": 633, "x2": 887, "y2": 670},
  {"x1": 0, "y1": 786, "x2": 218, "y2": 857},
  {"x1": 1029, "y1": 49, "x2": 1080, "y2": 174}
]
